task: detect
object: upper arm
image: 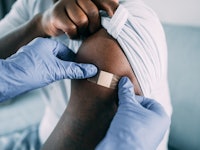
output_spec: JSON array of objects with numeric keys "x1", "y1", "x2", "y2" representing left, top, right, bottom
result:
[
  {"x1": 75, "y1": 28, "x2": 142, "y2": 95},
  {"x1": 66, "y1": 2, "x2": 167, "y2": 147},
  {"x1": 42, "y1": 34, "x2": 135, "y2": 148},
  {"x1": 63, "y1": 28, "x2": 142, "y2": 149},
  {"x1": 42, "y1": 28, "x2": 142, "y2": 149},
  {"x1": 42, "y1": 2, "x2": 169, "y2": 150}
]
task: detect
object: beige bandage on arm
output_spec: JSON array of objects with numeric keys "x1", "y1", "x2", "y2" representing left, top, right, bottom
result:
[{"x1": 87, "y1": 70, "x2": 120, "y2": 89}]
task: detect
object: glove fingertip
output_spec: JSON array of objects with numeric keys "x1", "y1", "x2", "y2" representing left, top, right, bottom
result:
[
  {"x1": 118, "y1": 77, "x2": 133, "y2": 91},
  {"x1": 81, "y1": 64, "x2": 98, "y2": 78},
  {"x1": 118, "y1": 77, "x2": 136, "y2": 105},
  {"x1": 68, "y1": 63, "x2": 98, "y2": 79},
  {"x1": 118, "y1": 76, "x2": 130, "y2": 87}
]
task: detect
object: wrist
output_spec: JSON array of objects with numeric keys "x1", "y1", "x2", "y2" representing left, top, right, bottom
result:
[{"x1": 30, "y1": 14, "x2": 49, "y2": 38}]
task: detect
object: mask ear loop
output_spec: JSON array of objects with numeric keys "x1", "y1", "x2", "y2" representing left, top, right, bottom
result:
[{"x1": 87, "y1": 70, "x2": 120, "y2": 89}]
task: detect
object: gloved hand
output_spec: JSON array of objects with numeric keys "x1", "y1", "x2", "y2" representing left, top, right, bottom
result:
[
  {"x1": 0, "y1": 38, "x2": 97, "y2": 102},
  {"x1": 96, "y1": 77, "x2": 170, "y2": 150}
]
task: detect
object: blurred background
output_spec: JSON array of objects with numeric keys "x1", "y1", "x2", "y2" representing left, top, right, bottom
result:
[
  {"x1": 0, "y1": 0, "x2": 200, "y2": 150},
  {"x1": 142, "y1": 0, "x2": 200, "y2": 149},
  {"x1": 144, "y1": 0, "x2": 200, "y2": 27},
  {"x1": 0, "y1": 0, "x2": 16, "y2": 18}
]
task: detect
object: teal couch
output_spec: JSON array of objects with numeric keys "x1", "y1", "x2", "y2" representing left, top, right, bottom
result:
[
  {"x1": 165, "y1": 24, "x2": 200, "y2": 150},
  {"x1": 0, "y1": 0, "x2": 16, "y2": 18}
]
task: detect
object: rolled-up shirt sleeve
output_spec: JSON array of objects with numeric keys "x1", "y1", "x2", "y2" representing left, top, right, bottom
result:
[{"x1": 101, "y1": 0, "x2": 168, "y2": 98}]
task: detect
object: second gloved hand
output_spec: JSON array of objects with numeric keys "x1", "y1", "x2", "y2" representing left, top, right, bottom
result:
[
  {"x1": 0, "y1": 38, "x2": 97, "y2": 102},
  {"x1": 96, "y1": 77, "x2": 170, "y2": 150}
]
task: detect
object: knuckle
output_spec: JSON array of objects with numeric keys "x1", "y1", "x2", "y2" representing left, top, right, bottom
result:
[
  {"x1": 76, "y1": 15, "x2": 88, "y2": 27},
  {"x1": 88, "y1": 7, "x2": 99, "y2": 19},
  {"x1": 64, "y1": 24, "x2": 77, "y2": 38}
]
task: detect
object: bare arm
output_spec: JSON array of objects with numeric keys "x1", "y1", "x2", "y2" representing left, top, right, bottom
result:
[
  {"x1": 0, "y1": 0, "x2": 101, "y2": 59},
  {"x1": 0, "y1": 14, "x2": 46, "y2": 59},
  {"x1": 42, "y1": 28, "x2": 142, "y2": 150},
  {"x1": 0, "y1": 0, "x2": 120, "y2": 59},
  {"x1": 0, "y1": 0, "x2": 118, "y2": 59}
]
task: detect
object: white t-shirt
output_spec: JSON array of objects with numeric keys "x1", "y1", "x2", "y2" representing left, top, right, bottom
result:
[{"x1": 0, "y1": 0, "x2": 172, "y2": 149}]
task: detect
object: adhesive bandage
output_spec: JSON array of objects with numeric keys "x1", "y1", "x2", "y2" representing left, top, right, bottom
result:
[{"x1": 87, "y1": 70, "x2": 120, "y2": 89}]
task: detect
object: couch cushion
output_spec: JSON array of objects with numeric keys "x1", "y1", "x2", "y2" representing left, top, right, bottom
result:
[{"x1": 0, "y1": 89, "x2": 44, "y2": 136}]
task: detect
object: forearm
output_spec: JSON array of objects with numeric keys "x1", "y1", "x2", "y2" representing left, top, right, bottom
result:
[{"x1": 0, "y1": 14, "x2": 47, "y2": 59}]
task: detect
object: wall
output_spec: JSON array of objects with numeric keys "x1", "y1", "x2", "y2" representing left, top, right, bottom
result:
[{"x1": 143, "y1": 0, "x2": 200, "y2": 27}]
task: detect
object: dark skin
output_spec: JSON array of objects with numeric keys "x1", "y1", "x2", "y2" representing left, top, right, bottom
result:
[
  {"x1": 0, "y1": 0, "x2": 118, "y2": 59},
  {"x1": 1, "y1": 1, "x2": 140, "y2": 149},
  {"x1": 42, "y1": 28, "x2": 142, "y2": 150}
]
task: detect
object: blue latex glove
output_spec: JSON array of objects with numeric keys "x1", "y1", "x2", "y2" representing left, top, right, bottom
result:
[
  {"x1": 0, "y1": 38, "x2": 97, "y2": 102},
  {"x1": 96, "y1": 77, "x2": 170, "y2": 150}
]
